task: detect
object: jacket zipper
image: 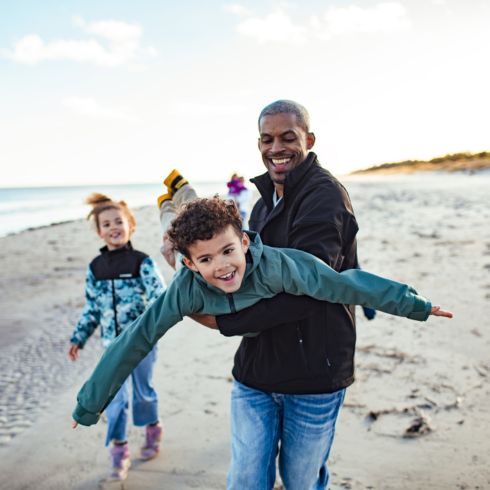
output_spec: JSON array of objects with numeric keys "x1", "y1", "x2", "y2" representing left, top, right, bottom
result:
[
  {"x1": 227, "y1": 293, "x2": 236, "y2": 313},
  {"x1": 296, "y1": 327, "x2": 309, "y2": 370},
  {"x1": 111, "y1": 279, "x2": 120, "y2": 337}
]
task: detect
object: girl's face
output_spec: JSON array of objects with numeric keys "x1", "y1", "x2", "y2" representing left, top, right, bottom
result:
[{"x1": 97, "y1": 208, "x2": 133, "y2": 250}]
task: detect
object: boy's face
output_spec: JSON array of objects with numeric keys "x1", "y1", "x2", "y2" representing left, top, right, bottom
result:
[{"x1": 183, "y1": 225, "x2": 250, "y2": 294}]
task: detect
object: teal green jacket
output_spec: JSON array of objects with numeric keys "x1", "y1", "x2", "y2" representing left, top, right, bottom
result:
[{"x1": 73, "y1": 231, "x2": 431, "y2": 426}]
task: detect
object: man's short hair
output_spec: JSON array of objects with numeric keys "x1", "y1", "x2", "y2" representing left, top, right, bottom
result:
[
  {"x1": 167, "y1": 197, "x2": 243, "y2": 257},
  {"x1": 258, "y1": 100, "x2": 311, "y2": 132}
]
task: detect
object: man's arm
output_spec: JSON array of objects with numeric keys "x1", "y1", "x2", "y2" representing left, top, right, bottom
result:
[{"x1": 217, "y1": 293, "x2": 325, "y2": 336}]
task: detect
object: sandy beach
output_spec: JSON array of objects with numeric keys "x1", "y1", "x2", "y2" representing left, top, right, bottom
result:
[{"x1": 0, "y1": 173, "x2": 489, "y2": 490}]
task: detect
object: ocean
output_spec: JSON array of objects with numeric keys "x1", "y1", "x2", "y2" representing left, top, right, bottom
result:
[
  {"x1": 0, "y1": 182, "x2": 227, "y2": 237},
  {"x1": 1, "y1": 172, "x2": 488, "y2": 238}
]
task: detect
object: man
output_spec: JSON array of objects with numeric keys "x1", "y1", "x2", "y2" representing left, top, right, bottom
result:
[{"x1": 216, "y1": 100, "x2": 359, "y2": 489}]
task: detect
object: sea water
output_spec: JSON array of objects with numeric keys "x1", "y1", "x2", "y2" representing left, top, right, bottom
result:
[
  {"x1": 0, "y1": 182, "x2": 227, "y2": 237},
  {"x1": 1, "y1": 172, "x2": 488, "y2": 238}
]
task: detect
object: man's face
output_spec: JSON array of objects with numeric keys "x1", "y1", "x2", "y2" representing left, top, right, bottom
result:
[
  {"x1": 258, "y1": 113, "x2": 315, "y2": 193},
  {"x1": 183, "y1": 225, "x2": 250, "y2": 294}
]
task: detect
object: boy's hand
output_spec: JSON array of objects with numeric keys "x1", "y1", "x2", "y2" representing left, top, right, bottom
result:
[
  {"x1": 72, "y1": 420, "x2": 78, "y2": 429},
  {"x1": 68, "y1": 344, "x2": 80, "y2": 361},
  {"x1": 430, "y1": 306, "x2": 453, "y2": 318},
  {"x1": 190, "y1": 314, "x2": 218, "y2": 329}
]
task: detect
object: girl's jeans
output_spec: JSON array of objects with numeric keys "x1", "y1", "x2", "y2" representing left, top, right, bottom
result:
[
  {"x1": 227, "y1": 380, "x2": 345, "y2": 490},
  {"x1": 105, "y1": 346, "x2": 159, "y2": 446}
]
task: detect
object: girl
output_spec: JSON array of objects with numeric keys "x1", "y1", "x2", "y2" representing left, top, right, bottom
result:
[{"x1": 69, "y1": 193, "x2": 165, "y2": 481}]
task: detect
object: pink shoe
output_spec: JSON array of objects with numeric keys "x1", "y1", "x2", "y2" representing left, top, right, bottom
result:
[
  {"x1": 140, "y1": 423, "x2": 163, "y2": 460},
  {"x1": 108, "y1": 442, "x2": 131, "y2": 481}
]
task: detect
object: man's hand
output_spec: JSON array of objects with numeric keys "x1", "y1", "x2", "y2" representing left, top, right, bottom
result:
[
  {"x1": 161, "y1": 233, "x2": 176, "y2": 270},
  {"x1": 189, "y1": 314, "x2": 218, "y2": 329},
  {"x1": 430, "y1": 306, "x2": 453, "y2": 318}
]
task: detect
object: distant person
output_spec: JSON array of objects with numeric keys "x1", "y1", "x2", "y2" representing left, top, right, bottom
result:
[
  {"x1": 68, "y1": 193, "x2": 165, "y2": 481},
  {"x1": 71, "y1": 193, "x2": 452, "y2": 456},
  {"x1": 226, "y1": 173, "x2": 243, "y2": 196},
  {"x1": 226, "y1": 173, "x2": 252, "y2": 226}
]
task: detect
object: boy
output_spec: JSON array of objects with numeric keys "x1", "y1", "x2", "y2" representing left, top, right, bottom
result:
[{"x1": 73, "y1": 192, "x2": 451, "y2": 427}]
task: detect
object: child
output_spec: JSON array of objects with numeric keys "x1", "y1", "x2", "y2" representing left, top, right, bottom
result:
[
  {"x1": 69, "y1": 193, "x2": 166, "y2": 481},
  {"x1": 226, "y1": 173, "x2": 251, "y2": 225},
  {"x1": 226, "y1": 173, "x2": 245, "y2": 197},
  {"x1": 72, "y1": 186, "x2": 452, "y2": 430}
]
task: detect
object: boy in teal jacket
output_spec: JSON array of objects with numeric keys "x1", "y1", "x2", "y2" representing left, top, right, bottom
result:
[{"x1": 73, "y1": 197, "x2": 452, "y2": 427}]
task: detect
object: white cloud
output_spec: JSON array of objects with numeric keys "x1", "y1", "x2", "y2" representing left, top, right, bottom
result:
[
  {"x1": 235, "y1": 10, "x2": 306, "y2": 44},
  {"x1": 63, "y1": 96, "x2": 140, "y2": 123},
  {"x1": 314, "y1": 2, "x2": 411, "y2": 38},
  {"x1": 224, "y1": 3, "x2": 251, "y2": 17},
  {"x1": 73, "y1": 16, "x2": 142, "y2": 42},
  {"x1": 230, "y1": 3, "x2": 410, "y2": 44},
  {"x1": 170, "y1": 101, "x2": 249, "y2": 117},
  {"x1": 1, "y1": 17, "x2": 157, "y2": 67}
]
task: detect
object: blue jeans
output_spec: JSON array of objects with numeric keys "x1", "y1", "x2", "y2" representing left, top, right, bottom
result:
[
  {"x1": 105, "y1": 346, "x2": 159, "y2": 446},
  {"x1": 228, "y1": 381, "x2": 345, "y2": 490}
]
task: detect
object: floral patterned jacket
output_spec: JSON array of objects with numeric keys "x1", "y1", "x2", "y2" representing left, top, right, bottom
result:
[{"x1": 70, "y1": 242, "x2": 165, "y2": 348}]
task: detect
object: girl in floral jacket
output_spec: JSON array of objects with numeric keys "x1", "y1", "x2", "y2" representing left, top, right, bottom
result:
[{"x1": 69, "y1": 193, "x2": 165, "y2": 481}]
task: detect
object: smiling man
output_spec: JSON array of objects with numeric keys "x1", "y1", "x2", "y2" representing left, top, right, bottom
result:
[
  {"x1": 215, "y1": 99, "x2": 360, "y2": 490},
  {"x1": 257, "y1": 108, "x2": 316, "y2": 193}
]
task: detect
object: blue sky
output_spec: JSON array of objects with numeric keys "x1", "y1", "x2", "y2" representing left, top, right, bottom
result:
[{"x1": 1, "y1": 0, "x2": 489, "y2": 186}]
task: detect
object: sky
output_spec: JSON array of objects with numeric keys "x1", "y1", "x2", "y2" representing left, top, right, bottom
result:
[{"x1": 1, "y1": 0, "x2": 489, "y2": 187}]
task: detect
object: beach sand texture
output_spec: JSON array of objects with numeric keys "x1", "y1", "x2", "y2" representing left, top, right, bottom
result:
[{"x1": 0, "y1": 174, "x2": 489, "y2": 490}]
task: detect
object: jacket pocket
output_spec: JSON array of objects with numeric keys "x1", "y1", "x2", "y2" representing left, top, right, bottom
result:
[{"x1": 296, "y1": 326, "x2": 309, "y2": 371}]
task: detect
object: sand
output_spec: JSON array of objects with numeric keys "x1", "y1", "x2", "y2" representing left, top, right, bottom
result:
[{"x1": 0, "y1": 173, "x2": 489, "y2": 490}]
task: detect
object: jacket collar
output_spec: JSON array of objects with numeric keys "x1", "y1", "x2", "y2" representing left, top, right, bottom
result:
[
  {"x1": 250, "y1": 152, "x2": 319, "y2": 207},
  {"x1": 99, "y1": 241, "x2": 133, "y2": 255}
]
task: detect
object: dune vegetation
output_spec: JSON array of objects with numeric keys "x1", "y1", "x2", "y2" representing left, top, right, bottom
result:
[{"x1": 351, "y1": 151, "x2": 490, "y2": 175}]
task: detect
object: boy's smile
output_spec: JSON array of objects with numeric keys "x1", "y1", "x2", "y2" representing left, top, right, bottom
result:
[{"x1": 183, "y1": 225, "x2": 250, "y2": 294}]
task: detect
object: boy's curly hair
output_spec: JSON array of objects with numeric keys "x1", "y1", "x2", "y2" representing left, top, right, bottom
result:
[{"x1": 167, "y1": 197, "x2": 243, "y2": 257}]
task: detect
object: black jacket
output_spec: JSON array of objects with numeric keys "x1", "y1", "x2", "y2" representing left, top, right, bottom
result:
[{"x1": 217, "y1": 152, "x2": 359, "y2": 394}]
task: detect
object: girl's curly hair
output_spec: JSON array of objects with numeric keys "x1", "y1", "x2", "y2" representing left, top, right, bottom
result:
[{"x1": 167, "y1": 197, "x2": 243, "y2": 257}]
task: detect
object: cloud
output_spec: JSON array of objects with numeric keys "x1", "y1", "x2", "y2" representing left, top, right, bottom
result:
[
  {"x1": 235, "y1": 10, "x2": 306, "y2": 44},
  {"x1": 229, "y1": 2, "x2": 410, "y2": 44},
  {"x1": 223, "y1": 3, "x2": 251, "y2": 17},
  {"x1": 312, "y1": 2, "x2": 411, "y2": 38},
  {"x1": 63, "y1": 96, "x2": 140, "y2": 123},
  {"x1": 1, "y1": 17, "x2": 157, "y2": 67},
  {"x1": 170, "y1": 101, "x2": 249, "y2": 117}
]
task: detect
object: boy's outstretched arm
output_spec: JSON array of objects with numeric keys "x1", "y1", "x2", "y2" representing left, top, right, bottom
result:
[
  {"x1": 72, "y1": 278, "x2": 192, "y2": 427},
  {"x1": 277, "y1": 248, "x2": 452, "y2": 321}
]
